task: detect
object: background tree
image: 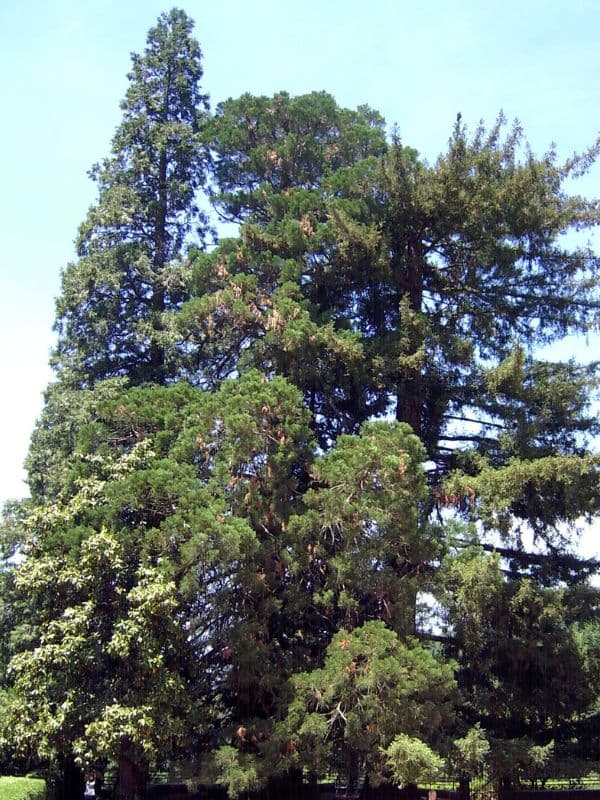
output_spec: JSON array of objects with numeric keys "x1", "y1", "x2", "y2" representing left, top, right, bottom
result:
[
  {"x1": 2, "y1": 9, "x2": 211, "y2": 796},
  {"x1": 187, "y1": 110, "x2": 600, "y2": 544},
  {"x1": 439, "y1": 547, "x2": 600, "y2": 790},
  {"x1": 53, "y1": 7, "x2": 209, "y2": 388}
]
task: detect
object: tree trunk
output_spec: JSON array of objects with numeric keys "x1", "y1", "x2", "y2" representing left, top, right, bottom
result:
[
  {"x1": 458, "y1": 776, "x2": 471, "y2": 800},
  {"x1": 59, "y1": 755, "x2": 84, "y2": 800},
  {"x1": 115, "y1": 750, "x2": 148, "y2": 800},
  {"x1": 305, "y1": 771, "x2": 320, "y2": 800},
  {"x1": 498, "y1": 776, "x2": 513, "y2": 800},
  {"x1": 265, "y1": 770, "x2": 305, "y2": 800}
]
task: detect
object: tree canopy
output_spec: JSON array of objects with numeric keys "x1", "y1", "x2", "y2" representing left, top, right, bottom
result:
[
  {"x1": 3, "y1": 8, "x2": 600, "y2": 800},
  {"x1": 54, "y1": 8, "x2": 210, "y2": 388}
]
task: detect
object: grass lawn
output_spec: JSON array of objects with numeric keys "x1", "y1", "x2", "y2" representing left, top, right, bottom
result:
[{"x1": 0, "y1": 777, "x2": 46, "y2": 800}]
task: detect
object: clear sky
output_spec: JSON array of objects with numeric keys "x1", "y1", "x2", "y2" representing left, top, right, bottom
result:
[{"x1": 1, "y1": 0, "x2": 599, "y2": 553}]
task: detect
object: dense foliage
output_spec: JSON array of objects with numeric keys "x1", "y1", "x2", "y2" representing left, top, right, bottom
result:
[
  {"x1": 2, "y1": 8, "x2": 600, "y2": 800},
  {"x1": 53, "y1": 8, "x2": 209, "y2": 388}
]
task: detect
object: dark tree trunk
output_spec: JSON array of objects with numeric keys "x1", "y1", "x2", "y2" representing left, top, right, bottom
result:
[
  {"x1": 498, "y1": 777, "x2": 513, "y2": 800},
  {"x1": 458, "y1": 776, "x2": 471, "y2": 800},
  {"x1": 58, "y1": 754, "x2": 84, "y2": 800},
  {"x1": 403, "y1": 784, "x2": 419, "y2": 800},
  {"x1": 305, "y1": 771, "x2": 320, "y2": 800},
  {"x1": 115, "y1": 750, "x2": 148, "y2": 800},
  {"x1": 264, "y1": 769, "x2": 306, "y2": 800}
]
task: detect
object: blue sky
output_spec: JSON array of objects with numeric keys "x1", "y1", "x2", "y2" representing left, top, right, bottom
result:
[{"x1": 1, "y1": 0, "x2": 600, "y2": 554}]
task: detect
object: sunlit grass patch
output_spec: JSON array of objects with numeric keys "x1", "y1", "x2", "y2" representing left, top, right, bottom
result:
[{"x1": 0, "y1": 777, "x2": 46, "y2": 800}]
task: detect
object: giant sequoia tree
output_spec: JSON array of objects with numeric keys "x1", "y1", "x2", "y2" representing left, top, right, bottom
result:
[
  {"x1": 27, "y1": 8, "x2": 210, "y2": 504},
  {"x1": 4, "y1": 9, "x2": 600, "y2": 800},
  {"x1": 174, "y1": 95, "x2": 600, "y2": 785},
  {"x1": 54, "y1": 7, "x2": 209, "y2": 388},
  {"x1": 184, "y1": 107, "x2": 600, "y2": 540},
  {"x1": 3, "y1": 10, "x2": 211, "y2": 799}
]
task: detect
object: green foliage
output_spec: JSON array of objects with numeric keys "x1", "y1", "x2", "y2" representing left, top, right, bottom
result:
[
  {"x1": 487, "y1": 737, "x2": 556, "y2": 788},
  {"x1": 5, "y1": 8, "x2": 600, "y2": 794},
  {"x1": 288, "y1": 420, "x2": 440, "y2": 635},
  {"x1": 453, "y1": 724, "x2": 490, "y2": 775},
  {"x1": 8, "y1": 528, "x2": 194, "y2": 767},
  {"x1": 4, "y1": 371, "x2": 317, "y2": 776},
  {"x1": 208, "y1": 91, "x2": 387, "y2": 223},
  {"x1": 441, "y1": 548, "x2": 599, "y2": 747},
  {"x1": 445, "y1": 452, "x2": 600, "y2": 542},
  {"x1": 53, "y1": 9, "x2": 209, "y2": 387},
  {"x1": 276, "y1": 621, "x2": 455, "y2": 784},
  {"x1": 213, "y1": 746, "x2": 263, "y2": 798},
  {"x1": 523, "y1": 741, "x2": 555, "y2": 787},
  {"x1": 26, "y1": 379, "x2": 128, "y2": 503},
  {"x1": 383, "y1": 734, "x2": 444, "y2": 788},
  {"x1": 0, "y1": 689, "x2": 22, "y2": 770}
]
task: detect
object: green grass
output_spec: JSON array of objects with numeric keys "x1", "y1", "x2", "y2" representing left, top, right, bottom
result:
[
  {"x1": 0, "y1": 777, "x2": 46, "y2": 800},
  {"x1": 430, "y1": 774, "x2": 600, "y2": 792}
]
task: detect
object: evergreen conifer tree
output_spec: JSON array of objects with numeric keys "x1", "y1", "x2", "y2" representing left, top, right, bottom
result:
[
  {"x1": 3, "y1": 11, "x2": 212, "y2": 799},
  {"x1": 4, "y1": 13, "x2": 600, "y2": 799},
  {"x1": 54, "y1": 7, "x2": 209, "y2": 388}
]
